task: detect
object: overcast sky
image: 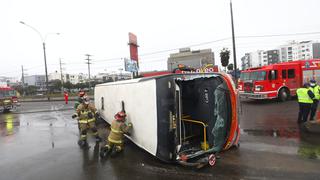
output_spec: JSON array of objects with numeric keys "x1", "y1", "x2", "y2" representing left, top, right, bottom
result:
[{"x1": 1, "y1": 0, "x2": 320, "y2": 79}]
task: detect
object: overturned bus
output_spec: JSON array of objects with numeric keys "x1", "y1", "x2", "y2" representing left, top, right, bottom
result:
[{"x1": 94, "y1": 73, "x2": 240, "y2": 167}]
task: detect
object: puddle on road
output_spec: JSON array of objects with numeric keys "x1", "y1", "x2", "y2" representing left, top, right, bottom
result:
[
  {"x1": 241, "y1": 126, "x2": 320, "y2": 160},
  {"x1": 0, "y1": 113, "x2": 20, "y2": 136}
]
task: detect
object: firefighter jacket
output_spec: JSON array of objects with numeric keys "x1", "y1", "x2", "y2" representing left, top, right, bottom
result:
[
  {"x1": 311, "y1": 85, "x2": 320, "y2": 100},
  {"x1": 297, "y1": 88, "x2": 314, "y2": 104},
  {"x1": 76, "y1": 103, "x2": 97, "y2": 124},
  {"x1": 108, "y1": 119, "x2": 132, "y2": 144}
]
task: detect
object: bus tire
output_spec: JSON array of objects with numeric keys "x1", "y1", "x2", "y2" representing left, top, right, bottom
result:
[{"x1": 278, "y1": 88, "x2": 288, "y2": 102}]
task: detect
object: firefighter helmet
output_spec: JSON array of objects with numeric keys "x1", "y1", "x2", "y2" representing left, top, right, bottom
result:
[{"x1": 115, "y1": 111, "x2": 126, "y2": 121}]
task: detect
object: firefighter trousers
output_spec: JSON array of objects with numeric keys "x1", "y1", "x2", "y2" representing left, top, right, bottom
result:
[
  {"x1": 298, "y1": 103, "x2": 312, "y2": 123},
  {"x1": 104, "y1": 141, "x2": 124, "y2": 153},
  {"x1": 79, "y1": 121, "x2": 99, "y2": 141},
  {"x1": 310, "y1": 100, "x2": 319, "y2": 120}
]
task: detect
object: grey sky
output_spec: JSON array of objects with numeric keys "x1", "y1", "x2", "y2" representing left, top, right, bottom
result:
[{"x1": 1, "y1": 0, "x2": 320, "y2": 79}]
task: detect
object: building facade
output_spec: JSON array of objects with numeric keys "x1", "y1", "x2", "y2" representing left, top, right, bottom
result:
[
  {"x1": 24, "y1": 75, "x2": 46, "y2": 87},
  {"x1": 49, "y1": 71, "x2": 88, "y2": 84},
  {"x1": 266, "y1": 49, "x2": 280, "y2": 64},
  {"x1": 241, "y1": 40, "x2": 320, "y2": 69},
  {"x1": 167, "y1": 48, "x2": 215, "y2": 71}
]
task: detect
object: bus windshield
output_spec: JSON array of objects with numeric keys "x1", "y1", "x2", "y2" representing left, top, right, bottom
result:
[
  {"x1": 0, "y1": 90, "x2": 16, "y2": 98},
  {"x1": 240, "y1": 71, "x2": 267, "y2": 81}
]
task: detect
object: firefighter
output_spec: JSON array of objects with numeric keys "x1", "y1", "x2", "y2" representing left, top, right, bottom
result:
[
  {"x1": 297, "y1": 83, "x2": 315, "y2": 123},
  {"x1": 100, "y1": 111, "x2": 132, "y2": 158},
  {"x1": 309, "y1": 79, "x2": 320, "y2": 121},
  {"x1": 72, "y1": 96, "x2": 101, "y2": 147}
]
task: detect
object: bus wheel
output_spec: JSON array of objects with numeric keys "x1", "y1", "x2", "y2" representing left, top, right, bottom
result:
[{"x1": 278, "y1": 89, "x2": 288, "y2": 102}]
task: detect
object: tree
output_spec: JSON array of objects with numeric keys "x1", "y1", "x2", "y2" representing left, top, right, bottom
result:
[
  {"x1": 25, "y1": 85, "x2": 37, "y2": 95},
  {"x1": 220, "y1": 48, "x2": 230, "y2": 68},
  {"x1": 64, "y1": 81, "x2": 73, "y2": 91},
  {"x1": 49, "y1": 79, "x2": 62, "y2": 92},
  {"x1": 227, "y1": 63, "x2": 234, "y2": 71}
]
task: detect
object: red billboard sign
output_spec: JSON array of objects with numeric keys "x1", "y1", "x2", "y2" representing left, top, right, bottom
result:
[{"x1": 128, "y1": 32, "x2": 139, "y2": 63}]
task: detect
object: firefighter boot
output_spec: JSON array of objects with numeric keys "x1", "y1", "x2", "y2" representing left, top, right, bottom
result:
[
  {"x1": 110, "y1": 145, "x2": 123, "y2": 157},
  {"x1": 100, "y1": 145, "x2": 111, "y2": 158}
]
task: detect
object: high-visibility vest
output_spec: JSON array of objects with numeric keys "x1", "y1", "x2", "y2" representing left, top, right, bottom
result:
[
  {"x1": 311, "y1": 85, "x2": 320, "y2": 100},
  {"x1": 296, "y1": 88, "x2": 313, "y2": 103}
]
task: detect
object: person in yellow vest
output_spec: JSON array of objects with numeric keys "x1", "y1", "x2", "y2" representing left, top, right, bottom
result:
[
  {"x1": 297, "y1": 83, "x2": 315, "y2": 123},
  {"x1": 72, "y1": 96, "x2": 101, "y2": 147},
  {"x1": 100, "y1": 111, "x2": 132, "y2": 158},
  {"x1": 309, "y1": 79, "x2": 320, "y2": 121}
]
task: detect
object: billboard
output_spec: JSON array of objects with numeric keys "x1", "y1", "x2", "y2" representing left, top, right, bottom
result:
[
  {"x1": 128, "y1": 32, "x2": 139, "y2": 63},
  {"x1": 124, "y1": 58, "x2": 139, "y2": 72}
]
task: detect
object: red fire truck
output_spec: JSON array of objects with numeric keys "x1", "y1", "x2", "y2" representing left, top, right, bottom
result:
[
  {"x1": 0, "y1": 86, "x2": 19, "y2": 112},
  {"x1": 238, "y1": 59, "x2": 320, "y2": 101}
]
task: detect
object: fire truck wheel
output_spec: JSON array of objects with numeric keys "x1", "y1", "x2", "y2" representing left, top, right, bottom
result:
[{"x1": 278, "y1": 89, "x2": 288, "y2": 102}]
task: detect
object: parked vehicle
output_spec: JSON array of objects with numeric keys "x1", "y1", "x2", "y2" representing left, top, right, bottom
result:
[
  {"x1": 238, "y1": 59, "x2": 320, "y2": 101},
  {"x1": 0, "y1": 86, "x2": 19, "y2": 112},
  {"x1": 95, "y1": 72, "x2": 240, "y2": 167}
]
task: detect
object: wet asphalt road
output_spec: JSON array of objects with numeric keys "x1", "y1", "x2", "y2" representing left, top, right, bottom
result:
[{"x1": 0, "y1": 100, "x2": 320, "y2": 180}]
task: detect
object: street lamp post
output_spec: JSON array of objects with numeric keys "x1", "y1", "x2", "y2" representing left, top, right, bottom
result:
[
  {"x1": 20, "y1": 21, "x2": 59, "y2": 101},
  {"x1": 230, "y1": 0, "x2": 238, "y2": 86}
]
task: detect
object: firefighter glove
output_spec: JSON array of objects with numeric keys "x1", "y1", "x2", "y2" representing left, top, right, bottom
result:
[{"x1": 88, "y1": 112, "x2": 94, "y2": 119}]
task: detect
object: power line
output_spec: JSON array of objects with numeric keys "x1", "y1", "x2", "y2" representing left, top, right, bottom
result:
[{"x1": 85, "y1": 54, "x2": 92, "y2": 90}]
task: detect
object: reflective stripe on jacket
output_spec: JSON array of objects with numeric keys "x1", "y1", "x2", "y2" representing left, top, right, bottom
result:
[
  {"x1": 107, "y1": 119, "x2": 131, "y2": 144},
  {"x1": 76, "y1": 103, "x2": 97, "y2": 123},
  {"x1": 297, "y1": 88, "x2": 313, "y2": 103}
]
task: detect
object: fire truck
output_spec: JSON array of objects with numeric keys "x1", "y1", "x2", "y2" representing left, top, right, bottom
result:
[
  {"x1": 0, "y1": 86, "x2": 19, "y2": 112},
  {"x1": 238, "y1": 59, "x2": 320, "y2": 101}
]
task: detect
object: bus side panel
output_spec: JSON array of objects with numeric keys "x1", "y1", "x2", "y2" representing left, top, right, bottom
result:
[
  {"x1": 94, "y1": 80, "x2": 158, "y2": 157},
  {"x1": 155, "y1": 77, "x2": 176, "y2": 162}
]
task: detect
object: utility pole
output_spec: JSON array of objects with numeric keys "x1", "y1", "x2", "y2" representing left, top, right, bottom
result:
[
  {"x1": 59, "y1": 58, "x2": 64, "y2": 92},
  {"x1": 230, "y1": 0, "x2": 238, "y2": 86},
  {"x1": 85, "y1": 54, "x2": 92, "y2": 91},
  {"x1": 21, "y1": 65, "x2": 25, "y2": 96}
]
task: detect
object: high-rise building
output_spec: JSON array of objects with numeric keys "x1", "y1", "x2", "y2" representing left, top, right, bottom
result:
[{"x1": 241, "y1": 40, "x2": 320, "y2": 69}]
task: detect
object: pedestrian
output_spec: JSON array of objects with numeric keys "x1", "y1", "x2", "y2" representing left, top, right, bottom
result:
[
  {"x1": 64, "y1": 91, "x2": 69, "y2": 104},
  {"x1": 72, "y1": 95, "x2": 101, "y2": 148},
  {"x1": 297, "y1": 83, "x2": 315, "y2": 123},
  {"x1": 309, "y1": 79, "x2": 320, "y2": 121},
  {"x1": 100, "y1": 111, "x2": 132, "y2": 158}
]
